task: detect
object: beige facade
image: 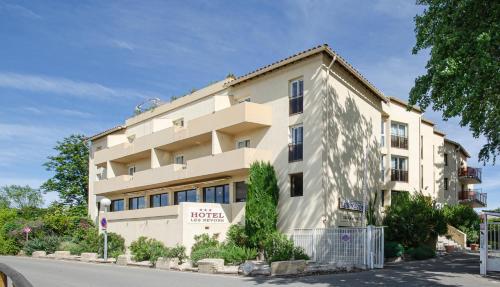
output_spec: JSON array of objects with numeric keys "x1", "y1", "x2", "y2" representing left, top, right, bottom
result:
[{"x1": 88, "y1": 44, "x2": 485, "y2": 252}]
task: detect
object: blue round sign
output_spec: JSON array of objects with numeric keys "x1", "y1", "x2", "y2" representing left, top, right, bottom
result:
[{"x1": 101, "y1": 218, "x2": 107, "y2": 229}]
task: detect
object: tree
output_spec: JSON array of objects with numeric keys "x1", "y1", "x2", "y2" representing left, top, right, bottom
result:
[
  {"x1": 41, "y1": 134, "x2": 89, "y2": 207},
  {"x1": 0, "y1": 185, "x2": 43, "y2": 209},
  {"x1": 245, "y1": 161, "x2": 279, "y2": 250},
  {"x1": 410, "y1": 0, "x2": 500, "y2": 163}
]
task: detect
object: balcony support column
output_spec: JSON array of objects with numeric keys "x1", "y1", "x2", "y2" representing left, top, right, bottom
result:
[
  {"x1": 212, "y1": 130, "x2": 234, "y2": 155},
  {"x1": 152, "y1": 148, "x2": 171, "y2": 168}
]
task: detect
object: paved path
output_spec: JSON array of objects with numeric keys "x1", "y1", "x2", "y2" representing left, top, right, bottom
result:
[{"x1": 0, "y1": 253, "x2": 499, "y2": 286}]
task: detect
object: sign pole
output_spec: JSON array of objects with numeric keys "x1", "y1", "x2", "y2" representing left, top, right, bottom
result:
[
  {"x1": 104, "y1": 229, "x2": 108, "y2": 261},
  {"x1": 361, "y1": 144, "x2": 368, "y2": 227}
]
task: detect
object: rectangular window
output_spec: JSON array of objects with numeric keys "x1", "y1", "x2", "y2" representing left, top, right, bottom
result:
[
  {"x1": 175, "y1": 155, "x2": 184, "y2": 165},
  {"x1": 236, "y1": 139, "x2": 250, "y2": 149},
  {"x1": 150, "y1": 193, "x2": 169, "y2": 208},
  {"x1": 444, "y1": 153, "x2": 448, "y2": 166},
  {"x1": 381, "y1": 155, "x2": 385, "y2": 182},
  {"x1": 289, "y1": 125, "x2": 303, "y2": 162},
  {"x1": 391, "y1": 156, "x2": 408, "y2": 182},
  {"x1": 421, "y1": 164, "x2": 424, "y2": 188},
  {"x1": 289, "y1": 79, "x2": 304, "y2": 115},
  {"x1": 390, "y1": 122, "x2": 408, "y2": 149},
  {"x1": 381, "y1": 190, "x2": 385, "y2": 206},
  {"x1": 110, "y1": 199, "x2": 124, "y2": 212},
  {"x1": 380, "y1": 119, "x2": 385, "y2": 147},
  {"x1": 128, "y1": 166, "x2": 136, "y2": 176},
  {"x1": 174, "y1": 189, "x2": 197, "y2": 205},
  {"x1": 128, "y1": 196, "x2": 145, "y2": 210},
  {"x1": 444, "y1": 178, "x2": 449, "y2": 190},
  {"x1": 290, "y1": 173, "x2": 303, "y2": 197},
  {"x1": 203, "y1": 184, "x2": 230, "y2": 204},
  {"x1": 235, "y1": 182, "x2": 247, "y2": 202},
  {"x1": 173, "y1": 118, "x2": 184, "y2": 127}
]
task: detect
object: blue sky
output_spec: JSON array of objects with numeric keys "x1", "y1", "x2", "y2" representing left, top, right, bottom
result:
[{"x1": 0, "y1": 0, "x2": 497, "y2": 209}]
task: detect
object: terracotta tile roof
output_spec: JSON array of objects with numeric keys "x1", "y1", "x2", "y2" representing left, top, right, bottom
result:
[
  {"x1": 88, "y1": 125, "x2": 124, "y2": 141},
  {"x1": 227, "y1": 44, "x2": 388, "y2": 103}
]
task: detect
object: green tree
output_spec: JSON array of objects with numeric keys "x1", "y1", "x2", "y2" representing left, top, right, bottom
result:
[
  {"x1": 41, "y1": 134, "x2": 89, "y2": 207},
  {"x1": 0, "y1": 185, "x2": 43, "y2": 209},
  {"x1": 410, "y1": 0, "x2": 500, "y2": 163},
  {"x1": 245, "y1": 161, "x2": 279, "y2": 250}
]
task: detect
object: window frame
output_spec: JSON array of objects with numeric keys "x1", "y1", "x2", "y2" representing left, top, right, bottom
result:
[
  {"x1": 173, "y1": 118, "x2": 184, "y2": 127},
  {"x1": 444, "y1": 178, "x2": 449, "y2": 190},
  {"x1": 444, "y1": 153, "x2": 448, "y2": 166},
  {"x1": 174, "y1": 189, "x2": 197, "y2": 205},
  {"x1": 150, "y1": 193, "x2": 169, "y2": 208},
  {"x1": 128, "y1": 165, "x2": 136, "y2": 176},
  {"x1": 290, "y1": 173, "x2": 303, "y2": 197},
  {"x1": 110, "y1": 199, "x2": 124, "y2": 212},
  {"x1": 203, "y1": 184, "x2": 230, "y2": 204},
  {"x1": 175, "y1": 155, "x2": 185, "y2": 165},
  {"x1": 236, "y1": 139, "x2": 250, "y2": 149},
  {"x1": 128, "y1": 196, "x2": 145, "y2": 210},
  {"x1": 289, "y1": 79, "x2": 304, "y2": 115},
  {"x1": 288, "y1": 124, "x2": 304, "y2": 162},
  {"x1": 234, "y1": 181, "x2": 247, "y2": 202}
]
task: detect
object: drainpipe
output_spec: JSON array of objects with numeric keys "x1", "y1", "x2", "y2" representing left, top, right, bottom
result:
[{"x1": 323, "y1": 54, "x2": 337, "y2": 227}]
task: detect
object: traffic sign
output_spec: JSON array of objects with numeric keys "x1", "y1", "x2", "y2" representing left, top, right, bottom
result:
[{"x1": 101, "y1": 218, "x2": 107, "y2": 229}]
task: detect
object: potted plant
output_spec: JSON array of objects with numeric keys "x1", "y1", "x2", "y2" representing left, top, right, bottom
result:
[
  {"x1": 444, "y1": 244, "x2": 455, "y2": 253},
  {"x1": 467, "y1": 229, "x2": 480, "y2": 251}
]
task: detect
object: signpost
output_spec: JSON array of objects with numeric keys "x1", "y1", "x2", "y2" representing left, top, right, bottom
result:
[
  {"x1": 23, "y1": 226, "x2": 31, "y2": 242},
  {"x1": 99, "y1": 198, "x2": 111, "y2": 262}
]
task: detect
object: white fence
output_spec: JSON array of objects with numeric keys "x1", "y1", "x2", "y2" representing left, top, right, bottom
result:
[{"x1": 292, "y1": 226, "x2": 384, "y2": 269}]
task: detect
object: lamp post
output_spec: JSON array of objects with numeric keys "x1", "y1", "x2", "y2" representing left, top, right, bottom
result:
[{"x1": 100, "y1": 198, "x2": 111, "y2": 261}]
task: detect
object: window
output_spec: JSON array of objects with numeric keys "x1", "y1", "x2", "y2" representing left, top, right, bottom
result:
[
  {"x1": 203, "y1": 184, "x2": 230, "y2": 204},
  {"x1": 391, "y1": 156, "x2": 408, "y2": 182},
  {"x1": 175, "y1": 155, "x2": 184, "y2": 165},
  {"x1": 290, "y1": 173, "x2": 303, "y2": 197},
  {"x1": 381, "y1": 155, "x2": 385, "y2": 182},
  {"x1": 444, "y1": 178, "x2": 449, "y2": 190},
  {"x1": 128, "y1": 166, "x2": 136, "y2": 176},
  {"x1": 237, "y1": 139, "x2": 250, "y2": 149},
  {"x1": 381, "y1": 190, "x2": 385, "y2": 206},
  {"x1": 390, "y1": 122, "x2": 408, "y2": 149},
  {"x1": 110, "y1": 199, "x2": 124, "y2": 212},
  {"x1": 174, "y1": 189, "x2": 197, "y2": 205},
  {"x1": 235, "y1": 182, "x2": 247, "y2": 202},
  {"x1": 289, "y1": 125, "x2": 303, "y2": 162},
  {"x1": 421, "y1": 136, "x2": 423, "y2": 159},
  {"x1": 96, "y1": 167, "x2": 106, "y2": 181},
  {"x1": 421, "y1": 164, "x2": 424, "y2": 188},
  {"x1": 289, "y1": 79, "x2": 304, "y2": 115},
  {"x1": 150, "y1": 193, "x2": 169, "y2": 208},
  {"x1": 444, "y1": 153, "x2": 448, "y2": 166},
  {"x1": 381, "y1": 120, "x2": 386, "y2": 147},
  {"x1": 128, "y1": 196, "x2": 145, "y2": 210},
  {"x1": 173, "y1": 118, "x2": 184, "y2": 127}
]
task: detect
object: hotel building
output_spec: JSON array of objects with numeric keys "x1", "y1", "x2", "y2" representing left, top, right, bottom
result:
[{"x1": 88, "y1": 45, "x2": 485, "y2": 251}]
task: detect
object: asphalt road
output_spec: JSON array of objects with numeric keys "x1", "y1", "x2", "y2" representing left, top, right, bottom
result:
[{"x1": 0, "y1": 253, "x2": 499, "y2": 287}]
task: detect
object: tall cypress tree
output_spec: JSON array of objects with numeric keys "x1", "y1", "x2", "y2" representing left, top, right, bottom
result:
[{"x1": 245, "y1": 161, "x2": 279, "y2": 250}]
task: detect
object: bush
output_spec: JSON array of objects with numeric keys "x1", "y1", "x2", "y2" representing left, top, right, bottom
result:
[
  {"x1": 72, "y1": 227, "x2": 99, "y2": 254},
  {"x1": 443, "y1": 204, "x2": 480, "y2": 244},
  {"x1": 190, "y1": 246, "x2": 223, "y2": 265},
  {"x1": 23, "y1": 235, "x2": 61, "y2": 255},
  {"x1": 220, "y1": 244, "x2": 257, "y2": 265},
  {"x1": 191, "y1": 233, "x2": 220, "y2": 254},
  {"x1": 0, "y1": 236, "x2": 20, "y2": 255},
  {"x1": 98, "y1": 232, "x2": 125, "y2": 259},
  {"x1": 130, "y1": 236, "x2": 168, "y2": 265},
  {"x1": 263, "y1": 232, "x2": 309, "y2": 263},
  {"x1": 384, "y1": 241, "x2": 404, "y2": 258},
  {"x1": 226, "y1": 224, "x2": 248, "y2": 247},
  {"x1": 246, "y1": 162, "x2": 279, "y2": 249},
  {"x1": 383, "y1": 192, "x2": 447, "y2": 249},
  {"x1": 167, "y1": 244, "x2": 187, "y2": 264},
  {"x1": 406, "y1": 245, "x2": 435, "y2": 260},
  {"x1": 58, "y1": 241, "x2": 83, "y2": 255}
]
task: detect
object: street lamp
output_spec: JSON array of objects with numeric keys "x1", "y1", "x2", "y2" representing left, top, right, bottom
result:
[{"x1": 100, "y1": 198, "x2": 111, "y2": 261}]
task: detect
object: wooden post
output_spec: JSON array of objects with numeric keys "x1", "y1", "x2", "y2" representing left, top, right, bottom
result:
[{"x1": 0, "y1": 271, "x2": 7, "y2": 287}]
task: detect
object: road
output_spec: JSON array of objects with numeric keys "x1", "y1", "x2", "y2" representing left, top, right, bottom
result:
[{"x1": 0, "y1": 253, "x2": 499, "y2": 286}]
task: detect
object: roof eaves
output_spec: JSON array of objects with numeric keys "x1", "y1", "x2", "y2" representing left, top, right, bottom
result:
[
  {"x1": 89, "y1": 125, "x2": 125, "y2": 141},
  {"x1": 444, "y1": 138, "x2": 471, "y2": 158}
]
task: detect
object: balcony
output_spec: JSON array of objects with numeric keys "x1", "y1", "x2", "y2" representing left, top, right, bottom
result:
[
  {"x1": 458, "y1": 167, "x2": 482, "y2": 184},
  {"x1": 390, "y1": 135, "x2": 408, "y2": 149},
  {"x1": 458, "y1": 189, "x2": 487, "y2": 208},
  {"x1": 94, "y1": 148, "x2": 272, "y2": 195},
  {"x1": 105, "y1": 205, "x2": 180, "y2": 221},
  {"x1": 93, "y1": 102, "x2": 272, "y2": 165},
  {"x1": 391, "y1": 169, "x2": 408, "y2": 182},
  {"x1": 288, "y1": 143, "x2": 303, "y2": 162}
]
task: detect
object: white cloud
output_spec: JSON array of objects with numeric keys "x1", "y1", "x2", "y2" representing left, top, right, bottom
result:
[
  {"x1": 0, "y1": 72, "x2": 156, "y2": 100},
  {"x1": 109, "y1": 39, "x2": 135, "y2": 51},
  {"x1": 1, "y1": 3, "x2": 42, "y2": 20},
  {"x1": 21, "y1": 106, "x2": 93, "y2": 118}
]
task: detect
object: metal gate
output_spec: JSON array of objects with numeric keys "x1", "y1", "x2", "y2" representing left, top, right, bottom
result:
[
  {"x1": 481, "y1": 213, "x2": 500, "y2": 275},
  {"x1": 292, "y1": 226, "x2": 384, "y2": 269}
]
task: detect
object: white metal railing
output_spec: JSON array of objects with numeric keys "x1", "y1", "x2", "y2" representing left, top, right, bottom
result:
[{"x1": 292, "y1": 226, "x2": 384, "y2": 269}]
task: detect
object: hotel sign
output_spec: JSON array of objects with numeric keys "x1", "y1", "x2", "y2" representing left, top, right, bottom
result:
[
  {"x1": 188, "y1": 207, "x2": 228, "y2": 224},
  {"x1": 339, "y1": 199, "x2": 365, "y2": 212}
]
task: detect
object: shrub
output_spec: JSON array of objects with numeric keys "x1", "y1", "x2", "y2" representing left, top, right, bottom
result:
[
  {"x1": 384, "y1": 241, "x2": 404, "y2": 258},
  {"x1": 129, "y1": 236, "x2": 167, "y2": 265},
  {"x1": 98, "y1": 232, "x2": 125, "y2": 259},
  {"x1": 220, "y1": 244, "x2": 258, "y2": 265},
  {"x1": 23, "y1": 235, "x2": 61, "y2": 255},
  {"x1": 167, "y1": 244, "x2": 187, "y2": 264},
  {"x1": 226, "y1": 224, "x2": 248, "y2": 247},
  {"x1": 58, "y1": 241, "x2": 83, "y2": 255},
  {"x1": 383, "y1": 192, "x2": 447, "y2": 249},
  {"x1": 245, "y1": 162, "x2": 279, "y2": 249},
  {"x1": 0, "y1": 236, "x2": 20, "y2": 255},
  {"x1": 191, "y1": 233, "x2": 220, "y2": 254},
  {"x1": 406, "y1": 245, "x2": 435, "y2": 260},
  {"x1": 72, "y1": 227, "x2": 99, "y2": 254},
  {"x1": 263, "y1": 232, "x2": 309, "y2": 263},
  {"x1": 190, "y1": 246, "x2": 223, "y2": 265},
  {"x1": 443, "y1": 204, "x2": 480, "y2": 244}
]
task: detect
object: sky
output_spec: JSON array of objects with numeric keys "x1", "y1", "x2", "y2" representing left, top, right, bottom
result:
[{"x1": 0, "y1": 0, "x2": 497, "y2": 209}]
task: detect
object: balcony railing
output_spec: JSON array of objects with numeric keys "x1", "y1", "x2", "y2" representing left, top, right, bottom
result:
[
  {"x1": 288, "y1": 143, "x2": 303, "y2": 162},
  {"x1": 390, "y1": 135, "x2": 408, "y2": 149},
  {"x1": 289, "y1": 96, "x2": 303, "y2": 115},
  {"x1": 391, "y1": 169, "x2": 408, "y2": 182},
  {"x1": 458, "y1": 189, "x2": 487, "y2": 207},
  {"x1": 458, "y1": 167, "x2": 482, "y2": 183}
]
